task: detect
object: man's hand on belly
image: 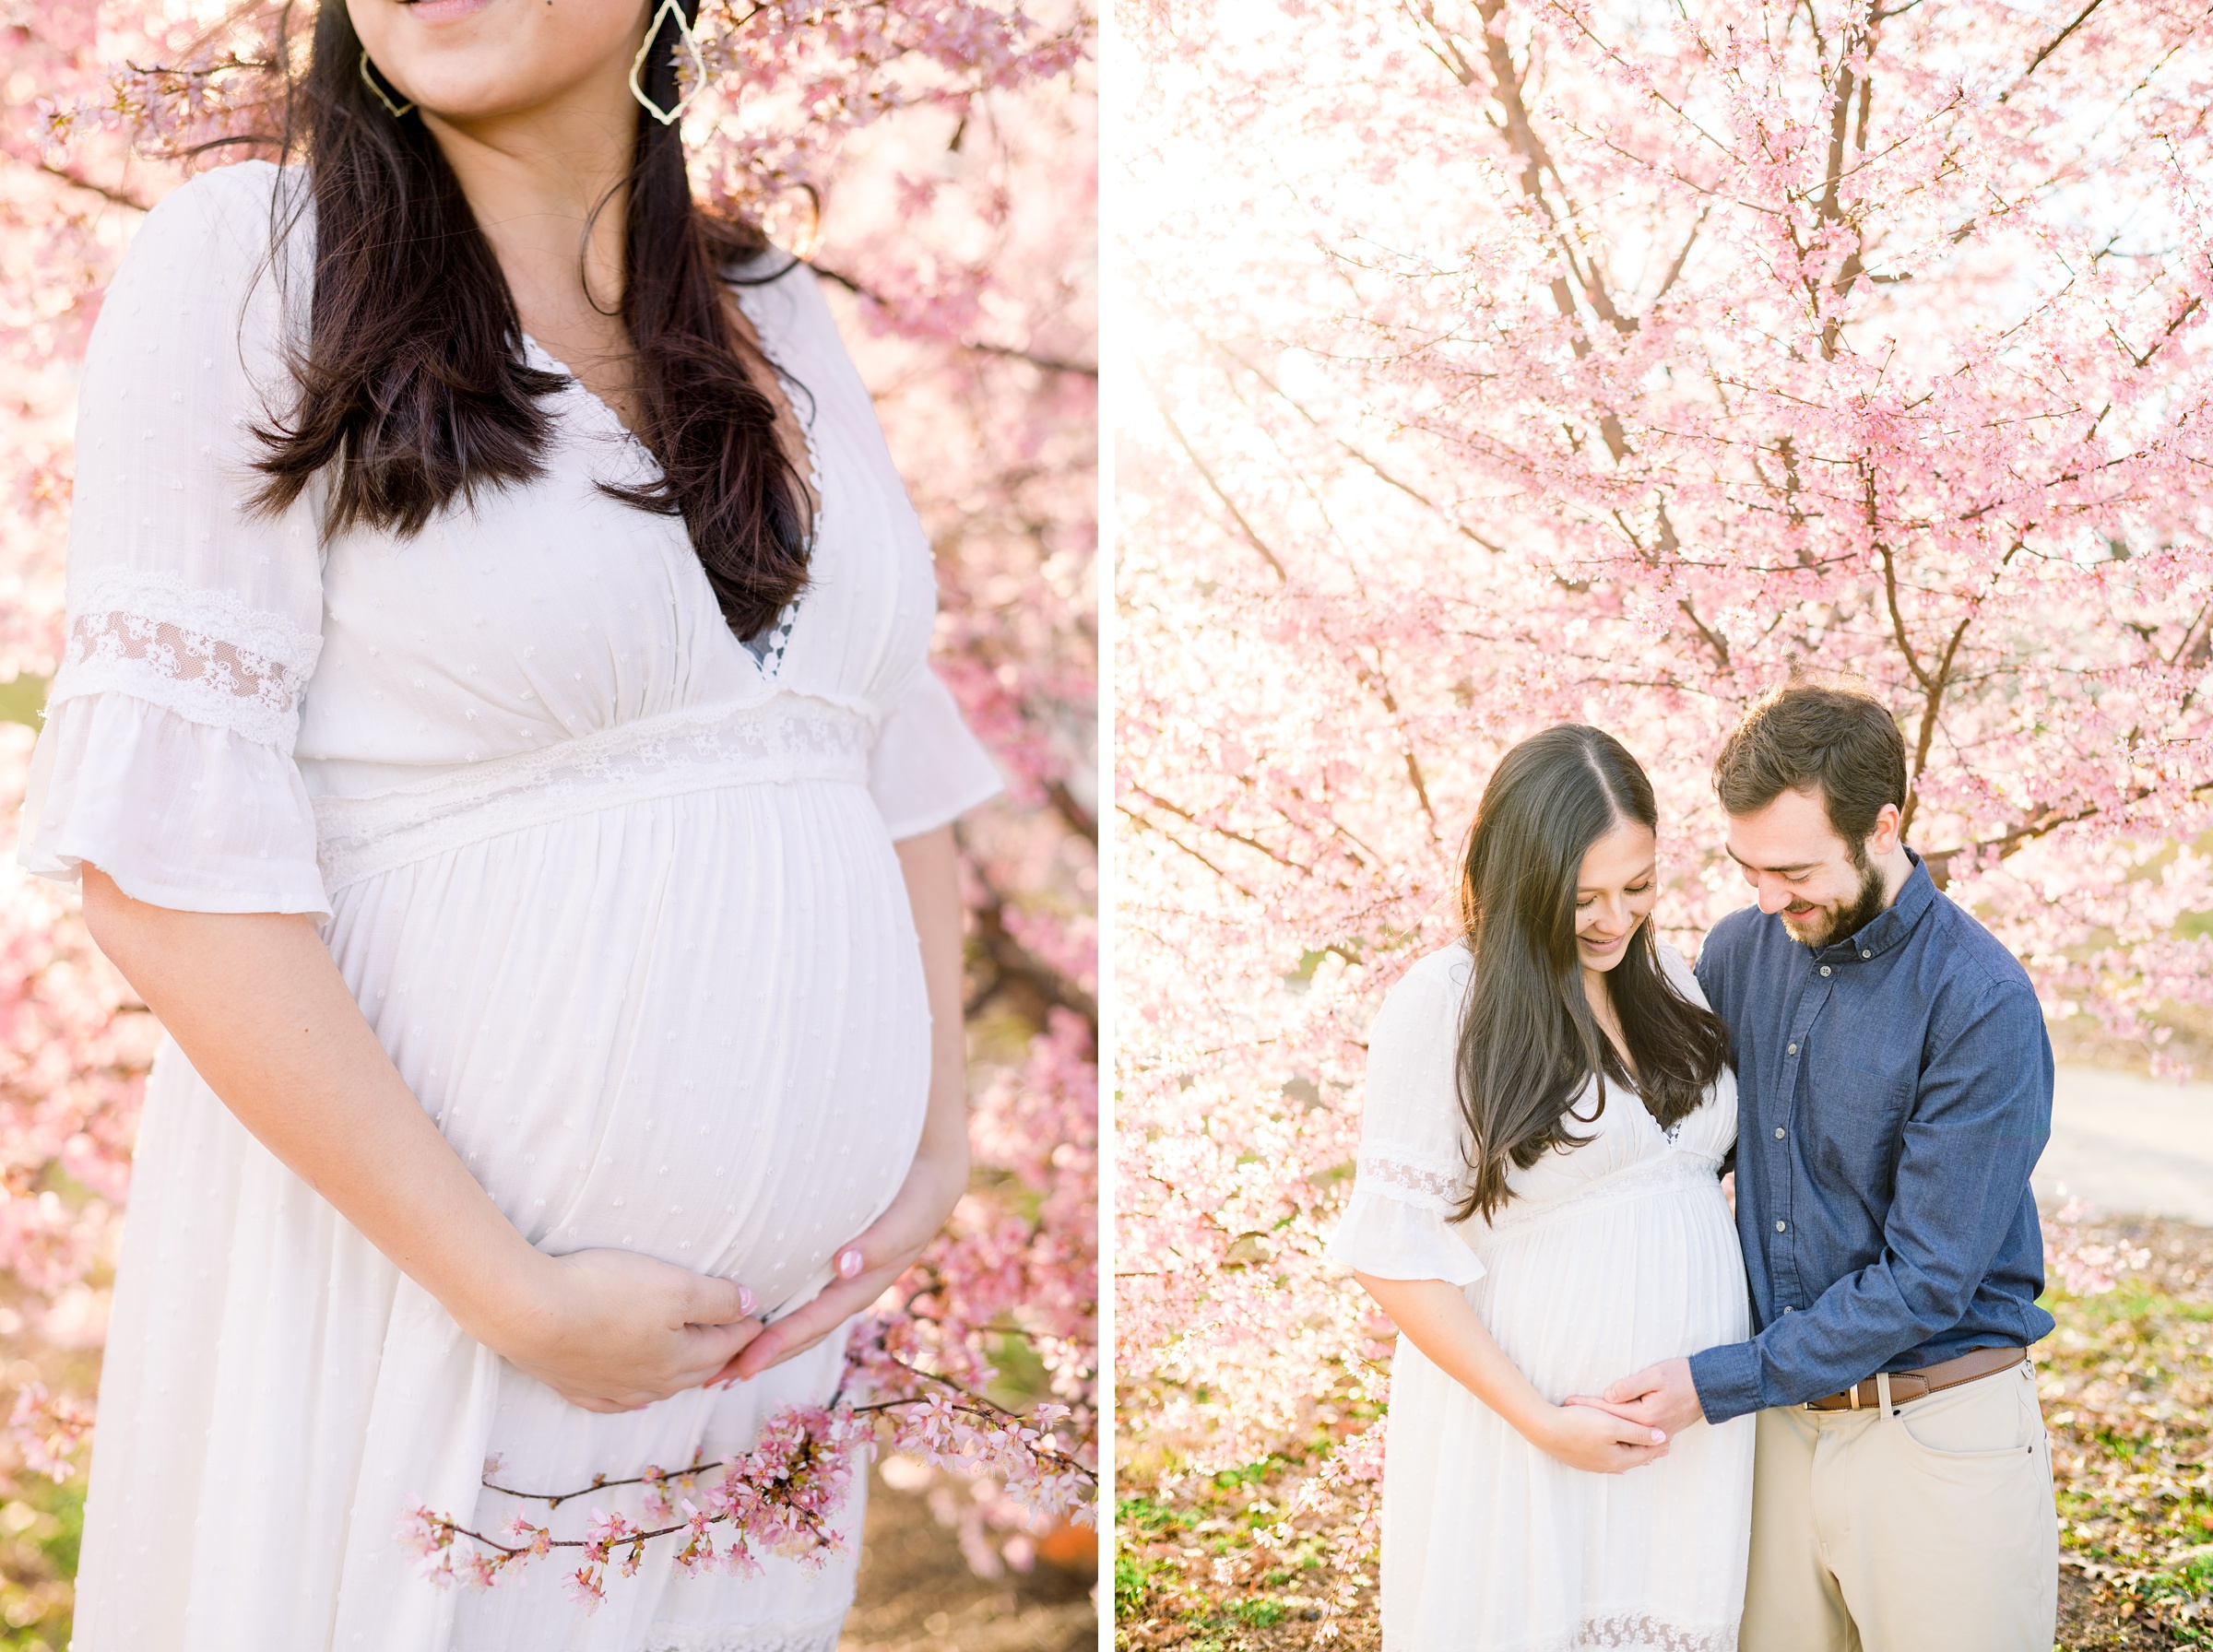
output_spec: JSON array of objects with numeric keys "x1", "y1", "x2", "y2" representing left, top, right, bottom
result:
[{"x1": 1565, "y1": 1357, "x2": 1705, "y2": 1437}]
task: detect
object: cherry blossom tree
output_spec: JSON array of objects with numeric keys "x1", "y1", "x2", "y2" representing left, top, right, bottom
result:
[
  {"x1": 0, "y1": 0, "x2": 1095, "y2": 1604},
  {"x1": 1116, "y1": 0, "x2": 2211, "y2": 1627}
]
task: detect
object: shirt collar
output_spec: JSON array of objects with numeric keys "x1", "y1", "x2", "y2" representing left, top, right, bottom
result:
[{"x1": 1818, "y1": 848, "x2": 1935, "y2": 963}]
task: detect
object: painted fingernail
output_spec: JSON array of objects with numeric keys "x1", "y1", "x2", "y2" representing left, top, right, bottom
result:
[
  {"x1": 739, "y1": 1285, "x2": 756, "y2": 1316},
  {"x1": 1651, "y1": 1430, "x2": 1666, "y2": 1444},
  {"x1": 837, "y1": 1248, "x2": 864, "y2": 1280}
]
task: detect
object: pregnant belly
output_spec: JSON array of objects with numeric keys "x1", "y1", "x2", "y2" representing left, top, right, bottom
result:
[
  {"x1": 321, "y1": 776, "x2": 929, "y2": 1316},
  {"x1": 1472, "y1": 1166, "x2": 1750, "y2": 1399}
]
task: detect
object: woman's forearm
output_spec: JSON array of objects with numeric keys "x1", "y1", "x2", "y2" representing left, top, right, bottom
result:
[
  {"x1": 79, "y1": 867, "x2": 553, "y2": 1348},
  {"x1": 893, "y1": 825, "x2": 972, "y2": 1170},
  {"x1": 1355, "y1": 1272, "x2": 1557, "y2": 1443}
]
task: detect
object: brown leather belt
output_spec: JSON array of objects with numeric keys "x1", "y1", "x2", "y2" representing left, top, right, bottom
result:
[{"x1": 1804, "y1": 1344, "x2": 2026, "y2": 1413}]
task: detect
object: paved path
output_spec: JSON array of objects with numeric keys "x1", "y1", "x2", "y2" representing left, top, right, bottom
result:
[{"x1": 2032, "y1": 1064, "x2": 2213, "y2": 1224}]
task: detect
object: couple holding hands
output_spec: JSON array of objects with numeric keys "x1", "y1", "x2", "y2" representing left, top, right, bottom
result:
[{"x1": 1330, "y1": 681, "x2": 2059, "y2": 1652}]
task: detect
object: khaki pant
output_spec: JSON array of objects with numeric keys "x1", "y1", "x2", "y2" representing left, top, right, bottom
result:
[{"x1": 1740, "y1": 1360, "x2": 2057, "y2": 1652}]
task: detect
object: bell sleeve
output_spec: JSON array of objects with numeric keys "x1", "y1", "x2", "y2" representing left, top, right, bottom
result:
[
  {"x1": 17, "y1": 162, "x2": 329, "y2": 917},
  {"x1": 866, "y1": 665, "x2": 1004, "y2": 841},
  {"x1": 1323, "y1": 951, "x2": 1487, "y2": 1285}
]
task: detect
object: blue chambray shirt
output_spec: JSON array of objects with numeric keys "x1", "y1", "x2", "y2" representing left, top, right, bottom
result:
[{"x1": 1686, "y1": 849, "x2": 2054, "y2": 1425}]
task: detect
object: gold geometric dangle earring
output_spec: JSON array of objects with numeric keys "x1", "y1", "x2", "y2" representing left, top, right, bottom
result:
[
  {"x1": 359, "y1": 51, "x2": 416, "y2": 119},
  {"x1": 628, "y1": 0, "x2": 707, "y2": 126}
]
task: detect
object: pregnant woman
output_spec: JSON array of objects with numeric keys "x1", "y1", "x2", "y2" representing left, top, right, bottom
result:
[
  {"x1": 1326, "y1": 726, "x2": 1755, "y2": 1651},
  {"x1": 17, "y1": 4, "x2": 998, "y2": 1649}
]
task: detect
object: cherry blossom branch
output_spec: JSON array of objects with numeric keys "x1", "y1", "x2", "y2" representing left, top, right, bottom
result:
[
  {"x1": 2010, "y1": 0, "x2": 2111, "y2": 92},
  {"x1": 403, "y1": 1335, "x2": 1093, "y2": 1604},
  {"x1": 34, "y1": 161, "x2": 152, "y2": 212},
  {"x1": 966, "y1": 860, "x2": 1097, "y2": 1021},
  {"x1": 402, "y1": 1406, "x2": 865, "y2": 1600},
  {"x1": 811, "y1": 264, "x2": 1097, "y2": 377},
  {"x1": 1140, "y1": 371, "x2": 1291, "y2": 584}
]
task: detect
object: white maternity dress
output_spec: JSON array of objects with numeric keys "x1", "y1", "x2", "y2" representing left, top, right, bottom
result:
[
  {"x1": 1326, "y1": 941, "x2": 1755, "y2": 1652},
  {"x1": 17, "y1": 160, "x2": 1001, "y2": 1652}
]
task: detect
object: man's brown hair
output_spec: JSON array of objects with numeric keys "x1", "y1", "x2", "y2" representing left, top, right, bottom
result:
[{"x1": 1713, "y1": 681, "x2": 1908, "y2": 851}]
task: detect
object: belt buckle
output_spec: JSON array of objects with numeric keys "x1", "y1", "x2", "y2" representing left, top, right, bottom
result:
[{"x1": 1803, "y1": 1378, "x2": 1870, "y2": 1413}]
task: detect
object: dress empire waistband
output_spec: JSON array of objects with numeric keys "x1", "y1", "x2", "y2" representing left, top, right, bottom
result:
[
  {"x1": 312, "y1": 694, "x2": 873, "y2": 891},
  {"x1": 1480, "y1": 1151, "x2": 1726, "y2": 1245}
]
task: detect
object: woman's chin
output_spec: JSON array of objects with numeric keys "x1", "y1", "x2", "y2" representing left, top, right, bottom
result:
[{"x1": 1578, "y1": 941, "x2": 1627, "y2": 971}]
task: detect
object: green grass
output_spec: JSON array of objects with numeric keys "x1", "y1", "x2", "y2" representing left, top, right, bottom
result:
[
  {"x1": 0, "y1": 1478, "x2": 81, "y2": 1651},
  {"x1": 0, "y1": 675, "x2": 45, "y2": 732}
]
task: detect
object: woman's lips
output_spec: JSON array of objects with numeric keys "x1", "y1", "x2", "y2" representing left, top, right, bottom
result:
[{"x1": 399, "y1": 0, "x2": 496, "y2": 22}]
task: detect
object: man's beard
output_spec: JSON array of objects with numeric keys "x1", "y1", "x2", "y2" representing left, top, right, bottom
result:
[{"x1": 1780, "y1": 854, "x2": 1888, "y2": 950}]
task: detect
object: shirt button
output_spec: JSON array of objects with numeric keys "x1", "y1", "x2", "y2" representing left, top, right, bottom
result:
[
  {"x1": 1783, "y1": 1305, "x2": 1795, "y2": 1314},
  {"x1": 1774, "y1": 1127, "x2": 1786, "y2": 1139},
  {"x1": 1787, "y1": 1043, "x2": 1798, "y2": 1055},
  {"x1": 1820, "y1": 965, "x2": 1832, "y2": 976},
  {"x1": 1861, "y1": 950, "x2": 1871, "y2": 959},
  {"x1": 1776, "y1": 1220, "x2": 1788, "y2": 1233}
]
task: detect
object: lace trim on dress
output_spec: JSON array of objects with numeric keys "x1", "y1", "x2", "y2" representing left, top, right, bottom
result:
[
  {"x1": 639, "y1": 1607, "x2": 848, "y2": 1652},
  {"x1": 1353, "y1": 1139, "x2": 1468, "y2": 1215},
  {"x1": 1483, "y1": 1151, "x2": 1725, "y2": 1245},
  {"x1": 53, "y1": 567, "x2": 322, "y2": 749},
  {"x1": 1567, "y1": 1611, "x2": 1737, "y2": 1652},
  {"x1": 732, "y1": 277, "x2": 823, "y2": 682},
  {"x1": 314, "y1": 693, "x2": 872, "y2": 891}
]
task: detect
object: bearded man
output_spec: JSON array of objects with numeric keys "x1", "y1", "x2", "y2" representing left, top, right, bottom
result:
[{"x1": 1576, "y1": 680, "x2": 2058, "y2": 1652}]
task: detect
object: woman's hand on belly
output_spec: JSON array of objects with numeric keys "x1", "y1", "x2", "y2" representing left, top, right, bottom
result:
[
  {"x1": 717, "y1": 1137, "x2": 968, "y2": 1384},
  {"x1": 1357, "y1": 1273, "x2": 1673, "y2": 1475},
  {"x1": 497, "y1": 1248, "x2": 764, "y2": 1413},
  {"x1": 75, "y1": 872, "x2": 765, "y2": 1417}
]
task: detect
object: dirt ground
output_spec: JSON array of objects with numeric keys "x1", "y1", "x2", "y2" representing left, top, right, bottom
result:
[
  {"x1": 2059, "y1": 1564, "x2": 2190, "y2": 1651},
  {"x1": 844, "y1": 1469, "x2": 1097, "y2": 1652}
]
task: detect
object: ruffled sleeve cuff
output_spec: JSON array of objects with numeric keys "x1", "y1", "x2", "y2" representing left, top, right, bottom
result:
[
  {"x1": 19, "y1": 691, "x2": 330, "y2": 918},
  {"x1": 1323, "y1": 1185, "x2": 1487, "y2": 1285},
  {"x1": 868, "y1": 667, "x2": 1004, "y2": 841}
]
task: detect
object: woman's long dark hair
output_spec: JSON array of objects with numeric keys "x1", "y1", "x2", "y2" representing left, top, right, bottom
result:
[
  {"x1": 1451, "y1": 726, "x2": 1728, "y2": 1222},
  {"x1": 249, "y1": 2, "x2": 811, "y2": 642}
]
